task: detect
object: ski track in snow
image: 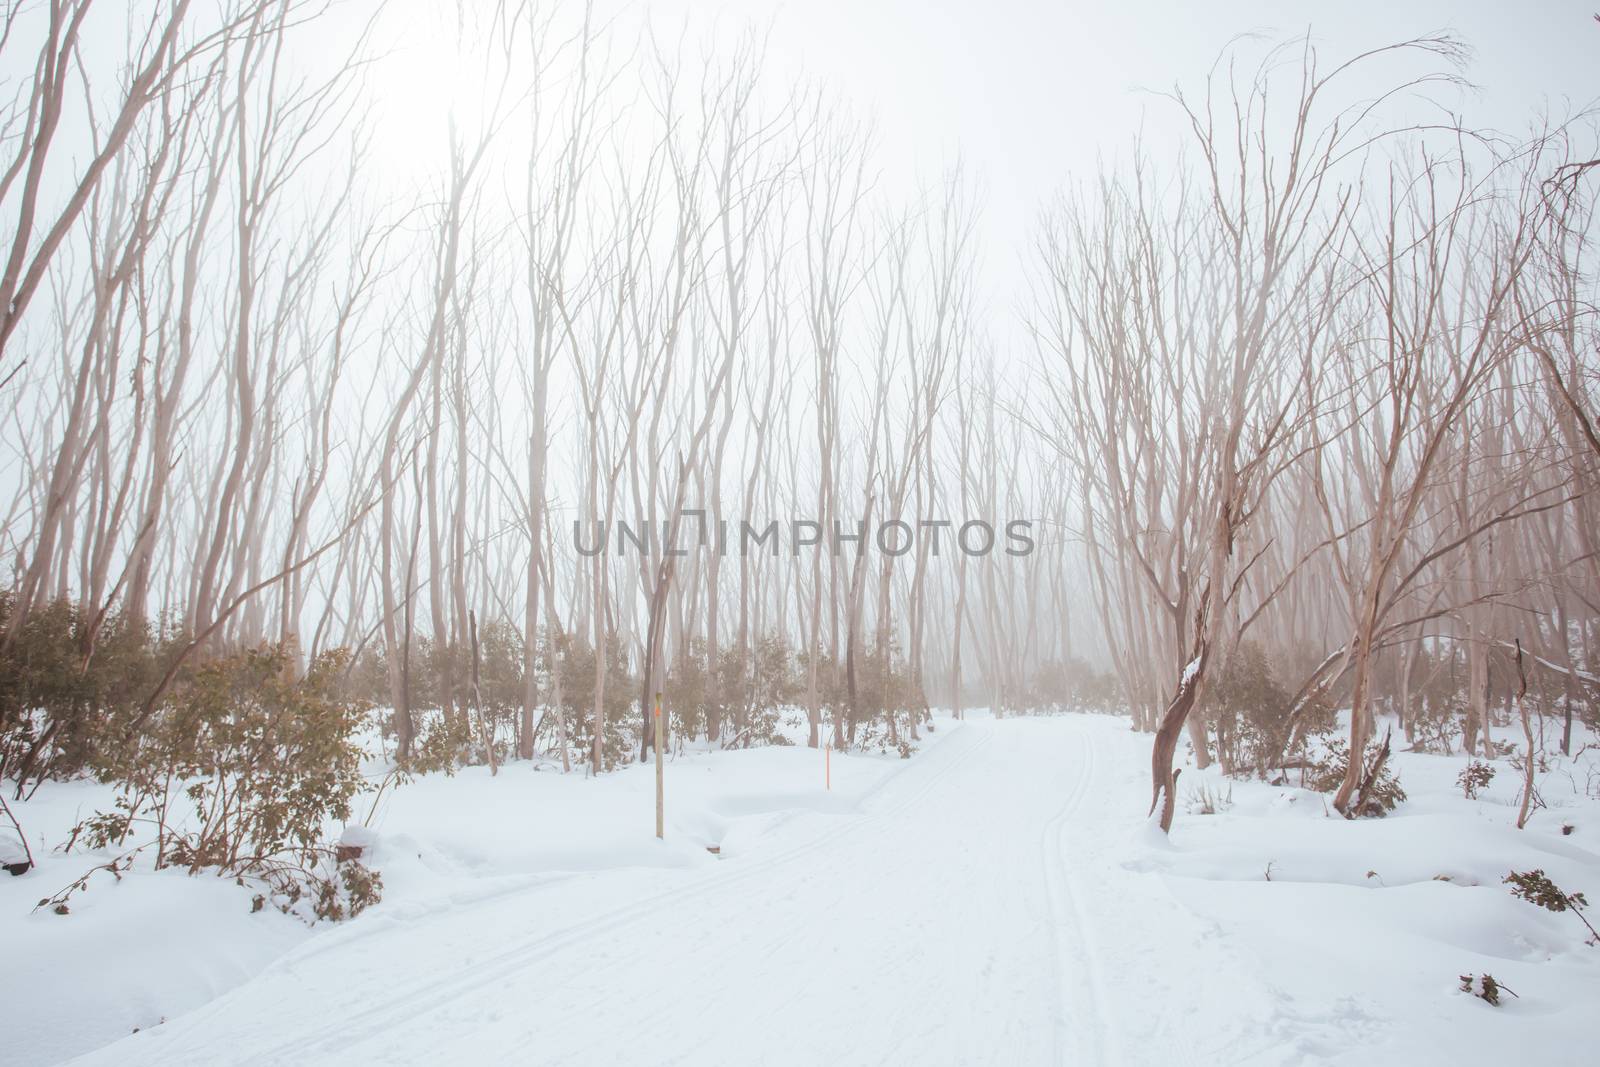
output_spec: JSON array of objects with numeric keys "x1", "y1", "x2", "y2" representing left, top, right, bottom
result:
[
  {"x1": 67, "y1": 719, "x2": 1229, "y2": 1066},
  {"x1": 254, "y1": 724, "x2": 998, "y2": 1064},
  {"x1": 1040, "y1": 720, "x2": 1110, "y2": 1065}
]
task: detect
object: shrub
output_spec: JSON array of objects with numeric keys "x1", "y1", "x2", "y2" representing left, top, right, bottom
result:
[
  {"x1": 1504, "y1": 869, "x2": 1597, "y2": 945},
  {"x1": 1457, "y1": 761, "x2": 1496, "y2": 799},
  {"x1": 1458, "y1": 973, "x2": 1514, "y2": 1005},
  {"x1": 346, "y1": 618, "x2": 527, "y2": 772},
  {"x1": 1410, "y1": 657, "x2": 1466, "y2": 754},
  {"x1": 76, "y1": 645, "x2": 378, "y2": 922},
  {"x1": 1184, "y1": 780, "x2": 1232, "y2": 815},
  {"x1": 1306, "y1": 737, "x2": 1406, "y2": 817},
  {"x1": 1028, "y1": 657, "x2": 1119, "y2": 714},
  {"x1": 722, "y1": 634, "x2": 801, "y2": 748},
  {"x1": 407, "y1": 711, "x2": 475, "y2": 775},
  {"x1": 846, "y1": 641, "x2": 922, "y2": 752},
  {"x1": 1204, "y1": 642, "x2": 1333, "y2": 777},
  {"x1": 0, "y1": 591, "x2": 176, "y2": 794},
  {"x1": 665, "y1": 638, "x2": 712, "y2": 743},
  {"x1": 554, "y1": 632, "x2": 638, "y2": 770}
]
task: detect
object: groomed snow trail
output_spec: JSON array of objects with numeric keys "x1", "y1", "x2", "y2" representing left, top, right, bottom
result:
[{"x1": 74, "y1": 717, "x2": 1228, "y2": 1066}]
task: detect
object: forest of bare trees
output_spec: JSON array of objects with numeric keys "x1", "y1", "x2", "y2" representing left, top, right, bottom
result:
[
  {"x1": 2, "y1": 1, "x2": 1598, "y2": 852},
  {"x1": 1035, "y1": 38, "x2": 1600, "y2": 829}
]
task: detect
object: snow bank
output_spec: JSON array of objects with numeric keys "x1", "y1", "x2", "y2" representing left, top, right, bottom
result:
[
  {"x1": 0, "y1": 779, "x2": 310, "y2": 1064},
  {"x1": 7, "y1": 710, "x2": 1598, "y2": 1066},
  {"x1": 0, "y1": 730, "x2": 939, "y2": 1065},
  {"x1": 1125, "y1": 717, "x2": 1600, "y2": 1064}
]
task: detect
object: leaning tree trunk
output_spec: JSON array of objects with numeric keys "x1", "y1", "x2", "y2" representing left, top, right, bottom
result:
[{"x1": 1150, "y1": 645, "x2": 1209, "y2": 833}]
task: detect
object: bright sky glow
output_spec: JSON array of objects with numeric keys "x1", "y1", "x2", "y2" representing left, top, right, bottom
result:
[{"x1": 357, "y1": 0, "x2": 1596, "y2": 341}]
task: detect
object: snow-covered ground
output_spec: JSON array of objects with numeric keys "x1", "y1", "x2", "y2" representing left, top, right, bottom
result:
[{"x1": 5, "y1": 712, "x2": 1598, "y2": 1065}]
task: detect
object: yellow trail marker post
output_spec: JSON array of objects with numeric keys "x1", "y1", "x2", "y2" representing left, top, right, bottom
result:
[{"x1": 654, "y1": 691, "x2": 665, "y2": 840}]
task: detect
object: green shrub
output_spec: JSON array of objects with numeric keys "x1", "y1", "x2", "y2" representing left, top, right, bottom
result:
[
  {"x1": 1204, "y1": 642, "x2": 1333, "y2": 777},
  {"x1": 1307, "y1": 737, "x2": 1406, "y2": 817},
  {"x1": 1505, "y1": 869, "x2": 1597, "y2": 944},
  {"x1": 0, "y1": 591, "x2": 175, "y2": 794},
  {"x1": 76, "y1": 645, "x2": 378, "y2": 922}
]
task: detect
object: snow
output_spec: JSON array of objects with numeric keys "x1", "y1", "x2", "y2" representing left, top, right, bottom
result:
[
  {"x1": 0, "y1": 780, "x2": 310, "y2": 1064},
  {"x1": 1137, "y1": 720, "x2": 1600, "y2": 1062},
  {"x1": 336, "y1": 824, "x2": 380, "y2": 853},
  {"x1": 4, "y1": 713, "x2": 1598, "y2": 1065},
  {"x1": 1, "y1": 731, "x2": 928, "y2": 1065}
]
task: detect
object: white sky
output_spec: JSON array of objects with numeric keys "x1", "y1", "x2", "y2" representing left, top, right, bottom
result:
[
  {"x1": 21, "y1": 2, "x2": 1596, "y2": 320},
  {"x1": 6, "y1": 1, "x2": 1584, "y2": 369},
  {"x1": 674, "y1": 2, "x2": 1591, "y2": 299},
  {"x1": 363, "y1": 0, "x2": 1597, "y2": 350}
]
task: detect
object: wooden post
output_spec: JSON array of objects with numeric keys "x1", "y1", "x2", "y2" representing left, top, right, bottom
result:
[
  {"x1": 825, "y1": 742, "x2": 830, "y2": 791},
  {"x1": 1514, "y1": 642, "x2": 1534, "y2": 830},
  {"x1": 655, "y1": 691, "x2": 665, "y2": 839}
]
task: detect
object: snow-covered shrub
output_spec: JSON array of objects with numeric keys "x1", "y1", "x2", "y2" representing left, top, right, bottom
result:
[
  {"x1": 309, "y1": 855, "x2": 384, "y2": 922},
  {"x1": 664, "y1": 640, "x2": 710, "y2": 741},
  {"x1": 773, "y1": 635, "x2": 928, "y2": 752},
  {"x1": 468, "y1": 617, "x2": 534, "y2": 763},
  {"x1": 1306, "y1": 737, "x2": 1406, "y2": 817},
  {"x1": 795, "y1": 650, "x2": 844, "y2": 738},
  {"x1": 1183, "y1": 780, "x2": 1232, "y2": 814},
  {"x1": 74, "y1": 645, "x2": 379, "y2": 922},
  {"x1": 1458, "y1": 973, "x2": 1514, "y2": 1005}
]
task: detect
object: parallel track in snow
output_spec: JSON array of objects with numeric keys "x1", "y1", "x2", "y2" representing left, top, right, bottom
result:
[
  {"x1": 1041, "y1": 720, "x2": 1113, "y2": 1065},
  {"x1": 78, "y1": 719, "x2": 1142, "y2": 1066},
  {"x1": 233, "y1": 725, "x2": 998, "y2": 1064}
]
